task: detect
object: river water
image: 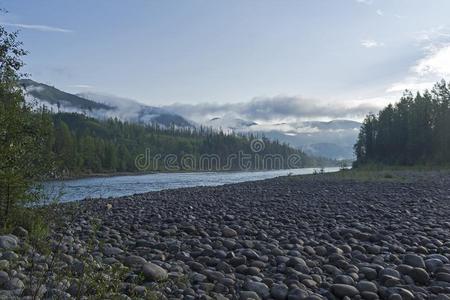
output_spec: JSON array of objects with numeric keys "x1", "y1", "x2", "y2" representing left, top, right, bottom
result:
[{"x1": 44, "y1": 167, "x2": 340, "y2": 202}]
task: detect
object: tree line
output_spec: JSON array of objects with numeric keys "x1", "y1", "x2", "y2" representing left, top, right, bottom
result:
[
  {"x1": 49, "y1": 112, "x2": 331, "y2": 175},
  {"x1": 354, "y1": 80, "x2": 450, "y2": 166}
]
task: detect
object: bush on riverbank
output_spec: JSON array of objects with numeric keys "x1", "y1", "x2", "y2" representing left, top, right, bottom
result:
[{"x1": 0, "y1": 25, "x2": 56, "y2": 232}]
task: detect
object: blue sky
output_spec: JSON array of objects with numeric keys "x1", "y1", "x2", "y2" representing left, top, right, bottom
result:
[{"x1": 1, "y1": 0, "x2": 450, "y2": 120}]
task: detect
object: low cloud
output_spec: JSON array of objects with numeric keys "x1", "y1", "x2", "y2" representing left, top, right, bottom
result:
[
  {"x1": 387, "y1": 26, "x2": 450, "y2": 94},
  {"x1": 69, "y1": 84, "x2": 93, "y2": 89},
  {"x1": 356, "y1": 0, "x2": 373, "y2": 5},
  {"x1": 164, "y1": 96, "x2": 383, "y2": 123},
  {"x1": 386, "y1": 81, "x2": 435, "y2": 93},
  {"x1": 361, "y1": 39, "x2": 384, "y2": 48},
  {"x1": 413, "y1": 45, "x2": 450, "y2": 78},
  {"x1": 0, "y1": 22, "x2": 73, "y2": 33}
]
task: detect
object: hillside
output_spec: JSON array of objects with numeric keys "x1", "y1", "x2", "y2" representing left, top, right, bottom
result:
[
  {"x1": 50, "y1": 112, "x2": 335, "y2": 176},
  {"x1": 21, "y1": 79, "x2": 112, "y2": 111},
  {"x1": 21, "y1": 79, "x2": 194, "y2": 128}
]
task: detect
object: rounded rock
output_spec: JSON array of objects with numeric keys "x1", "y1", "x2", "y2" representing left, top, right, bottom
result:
[
  {"x1": 403, "y1": 254, "x2": 425, "y2": 269},
  {"x1": 331, "y1": 284, "x2": 359, "y2": 298},
  {"x1": 408, "y1": 267, "x2": 429, "y2": 285},
  {"x1": 356, "y1": 280, "x2": 378, "y2": 293},
  {"x1": 142, "y1": 262, "x2": 168, "y2": 282},
  {"x1": 271, "y1": 284, "x2": 288, "y2": 300}
]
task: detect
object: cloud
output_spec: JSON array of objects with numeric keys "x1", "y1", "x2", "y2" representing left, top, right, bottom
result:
[
  {"x1": 164, "y1": 96, "x2": 384, "y2": 123},
  {"x1": 356, "y1": 0, "x2": 373, "y2": 4},
  {"x1": 413, "y1": 45, "x2": 450, "y2": 78},
  {"x1": 394, "y1": 14, "x2": 406, "y2": 19},
  {"x1": 416, "y1": 26, "x2": 450, "y2": 44},
  {"x1": 376, "y1": 9, "x2": 384, "y2": 16},
  {"x1": 386, "y1": 81, "x2": 435, "y2": 93},
  {"x1": 0, "y1": 22, "x2": 72, "y2": 33},
  {"x1": 361, "y1": 39, "x2": 384, "y2": 48},
  {"x1": 387, "y1": 27, "x2": 450, "y2": 94},
  {"x1": 69, "y1": 84, "x2": 93, "y2": 89}
]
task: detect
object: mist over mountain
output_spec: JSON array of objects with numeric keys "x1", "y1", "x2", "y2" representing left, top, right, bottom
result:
[
  {"x1": 21, "y1": 80, "x2": 194, "y2": 128},
  {"x1": 21, "y1": 79, "x2": 360, "y2": 159},
  {"x1": 205, "y1": 116, "x2": 360, "y2": 160},
  {"x1": 78, "y1": 92, "x2": 193, "y2": 128},
  {"x1": 21, "y1": 79, "x2": 113, "y2": 111}
]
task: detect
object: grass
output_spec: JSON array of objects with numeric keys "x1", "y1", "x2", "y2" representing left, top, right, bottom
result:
[
  {"x1": 287, "y1": 163, "x2": 450, "y2": 182},
  {"x1": 322, "y1": 168, "x2": 409, "y2": 182}
]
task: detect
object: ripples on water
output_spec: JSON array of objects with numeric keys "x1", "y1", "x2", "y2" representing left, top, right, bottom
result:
[{"x1": 44, "y1": 167, "x2": 340, "y2": 202}]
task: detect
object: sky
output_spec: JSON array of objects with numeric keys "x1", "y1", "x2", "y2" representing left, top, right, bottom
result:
[{"x1": 1, "y1": 0, "x2": 450, "y2": 122}]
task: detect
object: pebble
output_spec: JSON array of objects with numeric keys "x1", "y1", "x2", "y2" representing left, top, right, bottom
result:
[
  {"x1": 331, "y1": 284, "x2": 360, "y2": 297},
  {"x1": 0, "y1": 171, "x2": 449, "y2": 299},
  {"x1": 0, "y1": 235, "x2": 18, "y2": 250},
  {"x1": 142, "y1": 262, "x2": 168, "y2": 282}
]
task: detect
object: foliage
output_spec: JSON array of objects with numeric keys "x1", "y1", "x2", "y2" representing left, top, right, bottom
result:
[
  {"x1": 47, "y1": 112, "x2": 333, "y2": 175},
  {"x1": 354, "y1": 80, "x2": 450, "y2": 167},
  {"x1": 0, "y1": 25, "x2": 55, "y2": 230}
]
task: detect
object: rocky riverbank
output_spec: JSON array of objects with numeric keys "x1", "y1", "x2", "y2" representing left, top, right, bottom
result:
[{"x1": 1, "y1": 171, "x2": 450, "y2": 299}]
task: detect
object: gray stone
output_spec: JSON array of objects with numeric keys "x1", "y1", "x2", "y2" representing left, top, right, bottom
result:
[
  {"x1": 5, "y1": 277, "x2": 24, "y2": 291},
  {"x1": 288, "y1": 287, "x2": 309, "y2": 299},
  {"x1": 360, "y1": 267, "x2": 377, "y2": 280},
  {"x1": 0, "y1": 271, "x2": 9, "y2": 287},
  {"x1": 403, "y1": 254, "x2": 426, "y2": 269},
  {"x1": 0, "y1": 235, "x2": 18, "y2": 250},
  {"x1": 425, "y1": 258, "x2": 444, "y2": 273},
  {"x1": 389, "y1": 288, "x2": 414, "y2": 300},
  {"x1": 142, "y1": 262, "x2": 168, "y2": 282},
  {"x1": 361, "y1": 291, "x2": 379, "y2": 300},
  {"x1": 132, "y1": 286, "x2": 147, "y2": 297},
  {"x1": 123, "y1": 255, "x2": 147, "y2": 268},
  {"x1": 243, "y1": 281, "x2": 270, "y2": 298},
  {"x1": 356, "y1": 280, "x2": 378, "y2": 293},
  {"x1": 388, "y1": 294, "x2": 402, "y2": 300},
  {"x1": 331, "y1": 284, "x2": 359, "y2": 298},
  {"x1": 0, "y1": 260, "x2": 9, "y2": 270},
  {"x1": 102, "y1": 246, "x2": 124, "y2": 256},
  {"x1": 335, "y1": 275, "x2": 355, "y2": 285},
  {"x1": 409, "y1": 267, "x2": 429, "y2": 285},
  {"x1": 240, "y1": 291, "x2": 261, "y2": 300},
  {"x1": 436, "y1": 272, "x2": 450, "y2": 283},
  {"x1": 379, "y1": 268, "x2": 400, "y2": 279},
  {"x1": 204, "y1": 270, "x2": 225, "y2": 282},
  {"x1": 286, "y1": 257, "x2": 307, "y2": 268},
  {"x1": 222, "y1": 227, "x2": 238, "y2": 238},
  {"x1": 2, "y1": 251, "x2": 18, "y2": 261},
  {"x1": 270, "y1": 283, "x2": 288, "y2": 300},
  {"x1": 380, "y1": 274, "x2": 401, "y2": 287},
  {"x1": 427, "y1": 254, "x2": 449, "y2": 264}
]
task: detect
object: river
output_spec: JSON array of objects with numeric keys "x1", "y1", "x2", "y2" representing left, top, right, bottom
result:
[{"x1": 44, "y1": 167, "x2": 340, "y2": 202}]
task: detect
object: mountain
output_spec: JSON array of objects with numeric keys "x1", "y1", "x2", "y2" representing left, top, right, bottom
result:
[
  {"x1": 303, "y1": 143, "x2": 355, "y2": 160},
  {"x1": 79, "y1": 92, "x2": 193, "y2": 128},
  {"x1": 200, "y1": 116, "x2": 361, "y2": 160},
  {"x1": 20, "y1": 79, "x2": 112, "y2": 111},
  {"x1": 21, "y1": 79, "x2": 359, "y2": 159},
  {"x1": 21, "y1": 80, "x2": 193, "y2": 128},
  {"x1": 206, "y1": 117, "x2": 258, "y2": 131}
]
